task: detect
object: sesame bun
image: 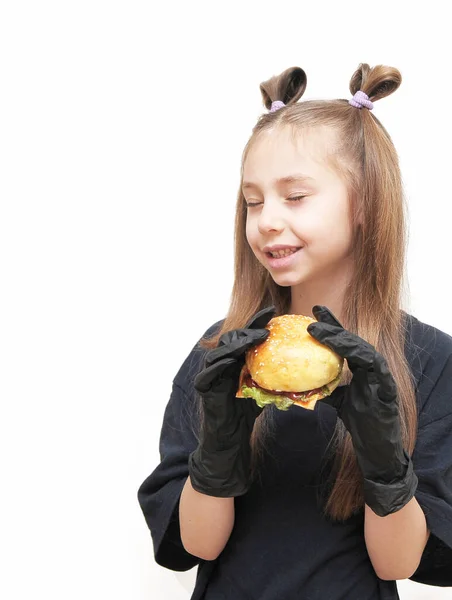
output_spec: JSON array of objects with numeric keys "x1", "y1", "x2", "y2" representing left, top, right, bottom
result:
[
  {"x1": 247, "y1": 314, "x2": 343, "y2": 392},
  {"x1": 237, "y1": 314, "x2": 344, "y2": 410}
]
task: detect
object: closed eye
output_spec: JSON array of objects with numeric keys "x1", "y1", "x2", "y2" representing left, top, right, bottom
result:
[{"x1": 245, "y1": 195, "x2": 306, "y2": 208}]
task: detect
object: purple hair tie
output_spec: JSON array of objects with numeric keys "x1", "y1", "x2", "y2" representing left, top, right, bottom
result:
[
  {"x1": 349, "y1": 90, "x2": 373, "y2": 110},
  {"x1": 270, "y1": 100, "x2": 285, "y2": 113}
]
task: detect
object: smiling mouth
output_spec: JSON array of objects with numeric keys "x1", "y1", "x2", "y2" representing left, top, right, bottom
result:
[{"x1": 266, "y1": 247, "x2": 302, "y2": 258}]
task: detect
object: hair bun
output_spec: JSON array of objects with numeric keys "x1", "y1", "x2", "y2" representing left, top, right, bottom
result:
[
  {"x1": 259, "y1": 67, "x2": 307, "y2": 110},
  {"x1": 349, "y1": 63, "x2": 401, "y2": 103}
]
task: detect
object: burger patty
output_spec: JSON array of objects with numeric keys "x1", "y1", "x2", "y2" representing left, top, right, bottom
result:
[{"x1": 243, "y1": 373, "x2": 323, "y2": 401}]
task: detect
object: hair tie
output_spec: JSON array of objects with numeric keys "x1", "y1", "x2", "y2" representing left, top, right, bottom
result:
[
  {"x1": 270, "y1": 100, "x2": 286, "y2": 113},
  {"x1": 349, "y1": 91, "x2": 373, "y2": 110}
]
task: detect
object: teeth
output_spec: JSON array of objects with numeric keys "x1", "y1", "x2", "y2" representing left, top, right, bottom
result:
[{"x1": 270, "y1": 248, "x2": 298, "y2": 258}]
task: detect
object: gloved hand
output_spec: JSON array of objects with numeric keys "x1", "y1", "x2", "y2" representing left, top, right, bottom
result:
[
  {"x1": 188, "y1": 306, "x2": 276, "y2": 497},
  {"x1": 307, "y1": 305, "x2": 418, "y2": 517}
]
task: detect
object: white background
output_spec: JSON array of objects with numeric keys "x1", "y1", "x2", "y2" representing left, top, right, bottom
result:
[{"x1": 1, "y1": 1, "x2": 451, "y2": 599}]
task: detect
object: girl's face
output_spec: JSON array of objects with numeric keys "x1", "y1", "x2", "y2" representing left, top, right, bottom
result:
[{"x1": 243, "y1": 127, "x2": 355, "y2": 290}]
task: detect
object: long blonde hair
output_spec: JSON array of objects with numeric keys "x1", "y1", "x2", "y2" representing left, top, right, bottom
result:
[{"x1": 201, "y1": 64, "x2": 417, "y2": 521}]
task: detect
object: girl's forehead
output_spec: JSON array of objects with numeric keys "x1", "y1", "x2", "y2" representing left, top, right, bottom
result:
[{"x1": 243, "y1": 126, "x2": 338, "y2": 183}]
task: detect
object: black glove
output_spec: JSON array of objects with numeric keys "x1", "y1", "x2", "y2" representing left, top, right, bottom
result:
[
  {"x1": 188, "y1": 306, "x2": 276, "y2": 497},
  {"x1": 307, "y1": 305, "x2": 418, "y2": 517}
]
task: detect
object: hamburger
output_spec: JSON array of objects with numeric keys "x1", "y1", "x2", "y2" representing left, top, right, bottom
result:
[{"x1": 236, "y1": 314, "x2": 344, "y2": 410}]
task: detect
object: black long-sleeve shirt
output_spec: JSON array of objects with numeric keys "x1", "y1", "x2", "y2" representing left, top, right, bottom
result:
[{"x1": 138, "y1": 313, "x2": 452, "y2": 599}]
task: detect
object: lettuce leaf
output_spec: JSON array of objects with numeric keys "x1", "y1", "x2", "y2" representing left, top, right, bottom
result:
[{"x1": 241, "y1": 386, "x2": 294, "y2": 411}]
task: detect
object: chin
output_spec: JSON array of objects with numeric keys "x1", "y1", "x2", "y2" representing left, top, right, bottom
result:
[{"x1": 269, "y1": 271, "x2": 309, "y2": 287}]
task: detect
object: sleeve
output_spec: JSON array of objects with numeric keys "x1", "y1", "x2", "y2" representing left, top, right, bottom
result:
[
  {"x1": 409, "y1": 352, "x2": 452, "y2": 586},
  {"x1": 137, "y1": 348, "x2": 205, "y2": 572}
]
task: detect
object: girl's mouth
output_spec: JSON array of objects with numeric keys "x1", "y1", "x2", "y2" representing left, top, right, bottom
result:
[
  {"x1": 266, "y1": 247, "x2": 301, "y2": 258},
  {"x1": 265, "y1": 247, "x2": 303, "y2": 268}
]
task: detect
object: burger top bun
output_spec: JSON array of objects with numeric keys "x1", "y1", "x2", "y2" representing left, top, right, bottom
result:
[{"x1": 246, "y1": 314, "x2": 344, "y2": 393}]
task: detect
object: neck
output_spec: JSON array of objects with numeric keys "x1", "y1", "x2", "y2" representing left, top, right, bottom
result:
[{"x1": 289, "y1": 264, "x2": 353, "y2": 324}]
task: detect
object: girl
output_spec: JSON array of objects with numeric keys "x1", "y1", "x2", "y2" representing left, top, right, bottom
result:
[{"x1": 138, "y1": 63, "x2": 452, "y2": 599}]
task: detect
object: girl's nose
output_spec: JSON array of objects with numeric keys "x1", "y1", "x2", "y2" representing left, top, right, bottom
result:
[{"x1": 257, "y1": 201, "x2": 285, "y2": 234}]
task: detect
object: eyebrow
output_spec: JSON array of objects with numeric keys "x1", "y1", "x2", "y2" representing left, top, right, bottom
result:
[{"x1": 241, "y1": 174, "x2": 315, "y2": 191}]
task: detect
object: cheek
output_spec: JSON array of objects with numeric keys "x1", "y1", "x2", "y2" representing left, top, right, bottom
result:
[{"x1": 294, "y1": 206, "x2": 353, "y2": 250}]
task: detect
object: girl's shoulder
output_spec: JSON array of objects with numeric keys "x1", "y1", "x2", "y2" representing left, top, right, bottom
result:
[
  {"x1": 172, "y1": 319, "x2": 224, "y2": 398},
  {"x1": 403, "y1": 310, "x2": 452, "y2": 369},
  {"x1": 404, "y1": 310, "x2": 452, "y2": 351},
  {"x1": 403, "y1": 311, "x2": 452, "y2": 423}
]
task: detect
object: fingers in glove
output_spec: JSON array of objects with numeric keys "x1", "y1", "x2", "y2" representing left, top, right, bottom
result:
[
  {"x1": 206, "y1": 328, "x2": 269, "y2": 367},
  {"x1": 244, "y1": 305, "x2": 277, "y2": 330},
  {"x1": 307, "y1": 321, "x2": 375, "y2": 370},
  {"x1": 312, "y1": 305, "x2": 344, "y2": 328},
  {"x1": 194, "y1": 357, "x2": 238, "y2": 393}
]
